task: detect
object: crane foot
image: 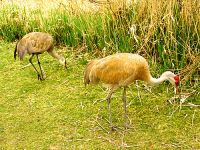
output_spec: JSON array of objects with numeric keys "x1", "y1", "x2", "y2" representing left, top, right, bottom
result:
[
  {"x1": 110, "y1": 125, "x2": 118, "y2": 132},
  {"x1": 37, "y1": 74, "x2": 44, "y2": 81}
]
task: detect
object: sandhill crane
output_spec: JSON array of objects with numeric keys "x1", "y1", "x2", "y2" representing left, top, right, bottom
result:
[
  {"x1": 84, "y1": 53, "x2": 180, "y2": 131},
  {"x1": 14, "y1": 32, "x2": 66, "y2": 80}
]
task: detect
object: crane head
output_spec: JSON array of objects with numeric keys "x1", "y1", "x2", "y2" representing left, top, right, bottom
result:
[
  {"x1": 174, "y1": 75, "x2": 180, "y2": 86},
  {"x1": 161, "y1": 71, "x2": 180, "y2": 94},
  {"x1": 174, "y1": 75, "x2": 180, "y2": 94}
]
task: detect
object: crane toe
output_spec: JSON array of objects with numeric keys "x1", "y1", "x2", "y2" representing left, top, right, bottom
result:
[{"x1": 124, "y1": 122, "x2": 131, "y2": 130}]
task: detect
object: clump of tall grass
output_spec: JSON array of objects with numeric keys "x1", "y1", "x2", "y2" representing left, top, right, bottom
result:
[
  {"x1": 0, "y1": 0, "x2": 199, "y2": 83},
  {"x1": 129, "y1": 0, "x2": 199, "y2": 83}
]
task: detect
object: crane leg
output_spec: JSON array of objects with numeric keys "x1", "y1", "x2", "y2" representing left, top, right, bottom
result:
[
  {"x1": 36, "y1": 54, "x2": 45, "y2": 80},
  {"x1": 122, "y1": 87, "x2": 129, "y2": 129},
  {"x1": 29, "y1": 54, "x2": 43, "y2": 80},
  {"x1": 106, "y1": 89, "x2": 116, "y2": 131}
]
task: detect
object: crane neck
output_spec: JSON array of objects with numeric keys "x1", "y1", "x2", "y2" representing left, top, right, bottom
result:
[
  {"x1": 148, "y1": 76, "x2": 168, "y2": 86},
  {"x1": 48, "y1": 50, "x2": 66, "y2": 66}
]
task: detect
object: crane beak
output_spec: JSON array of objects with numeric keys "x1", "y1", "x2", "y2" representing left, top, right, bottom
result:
[
  {"x1": 64, "y1": 60, "x2": 67, "y2": 69},
  {"x1": 175, "y1": 85, "x2": 180, "y2": 95}
]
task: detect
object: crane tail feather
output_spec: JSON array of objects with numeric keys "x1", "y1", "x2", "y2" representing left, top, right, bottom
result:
[
  {"x1": 84, "y1": 67, "x2": 91, "y2": 87},
  {"x1": 84, "y1": 59, "x2": 98, "y2": 87},
  {"x1": 14, "y1": 42, "x2": 18, "y2": 60}
]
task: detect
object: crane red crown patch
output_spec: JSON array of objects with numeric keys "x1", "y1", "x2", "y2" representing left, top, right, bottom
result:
[{"x1": 174, "y1": 75, "x2": 180, "y2": 86}]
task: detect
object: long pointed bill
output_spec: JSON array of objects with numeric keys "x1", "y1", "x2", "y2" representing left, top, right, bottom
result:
[
  {"x1": 64, "y1": 60, "x2": 67, "y2": 69},
  {"x1": 175, "y1": 85, "x2": 179, "y2": 95}
]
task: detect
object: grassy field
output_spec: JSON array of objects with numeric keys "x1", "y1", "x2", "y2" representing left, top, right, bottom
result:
[
  {"x1": 0, "y1": 0, "x2": 200, "y2": 149},
  {"x1": 0, "y1": 41, "x2": 200, "y2": 149}
]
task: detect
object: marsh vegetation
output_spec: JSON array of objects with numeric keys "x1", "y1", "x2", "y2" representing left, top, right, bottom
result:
[{"x1": 0, "y1": 0, "x2": 199, "y2": 149}]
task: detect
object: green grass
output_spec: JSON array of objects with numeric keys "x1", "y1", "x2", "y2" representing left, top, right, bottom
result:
[
  {"x1": 0, "y1": 0, "x2": 199, "y2": 148},
  {"x1": 0, "y1": 41, "x2": 200, "y2": 149}
]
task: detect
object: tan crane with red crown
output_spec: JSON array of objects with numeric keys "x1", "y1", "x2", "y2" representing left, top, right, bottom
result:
[{"x1": 84, "y1": 53, "x2": 180, "y2": 130}]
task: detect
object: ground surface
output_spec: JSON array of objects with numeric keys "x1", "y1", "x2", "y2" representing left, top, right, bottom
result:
[{"x1": 0, "y1": 41, "x2": 200, "y2": 149}]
